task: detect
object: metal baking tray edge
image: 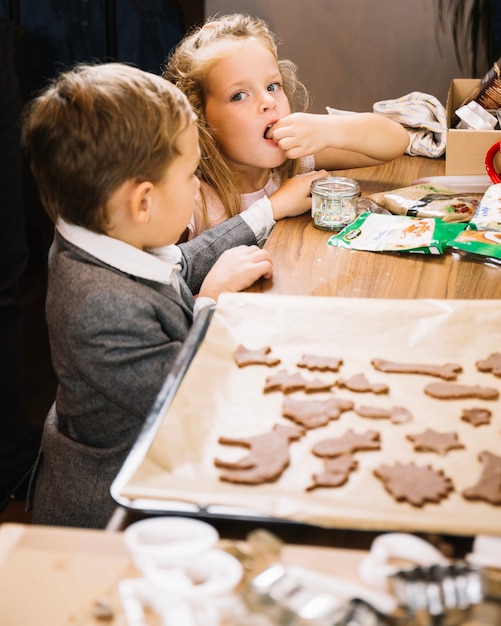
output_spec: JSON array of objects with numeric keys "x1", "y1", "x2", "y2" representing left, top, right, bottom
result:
[
  {"x1": 110, "y1": 305, "x2": 216, "y2": 514},
  {"x1": 110, "y1": 304, "x2": 335, "y2": 536},
  {"x1": 109, "y1": 305, "x2": 294, "y2": 525}
]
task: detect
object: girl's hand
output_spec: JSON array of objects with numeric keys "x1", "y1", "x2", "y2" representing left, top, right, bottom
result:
[
  {"x1": 270, "y1": 111, "x2": 410, "y2": 169},
  {"x1": 269, "y1": 113, "x2": 328, "y2": 159},
  {"x1": 199, "y1": 245, "x2": 273, "y2": 299},
  {"x1": 270, "y1": 170, "x2": 329, "y2": 220}
]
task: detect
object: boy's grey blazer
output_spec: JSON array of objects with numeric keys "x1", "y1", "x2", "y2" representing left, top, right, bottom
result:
[{"x1": 30, "y1": 215, "x2": 258, "y2": 528}]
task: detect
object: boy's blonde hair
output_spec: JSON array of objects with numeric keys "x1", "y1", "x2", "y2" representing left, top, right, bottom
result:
[
  {"x1": 22, "y1": 63, "x2": 196, "y2": 234},
  {"x1": 163, "y1": 13, "x2": 309, "y2": 224}
]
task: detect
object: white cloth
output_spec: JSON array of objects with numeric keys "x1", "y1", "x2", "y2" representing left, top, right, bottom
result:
[
  {"x1": 372, "y1": 91, "x2": 447, "y2": 158},
  {"x1": 240, "y1": 196, "x2": 276, "y2": 247}
]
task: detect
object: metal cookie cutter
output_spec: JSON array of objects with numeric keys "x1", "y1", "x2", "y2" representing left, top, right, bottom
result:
[
  {"x1": 358, "y1": 533, "x2": 485, "y2": 626},
  {"x1": 244, "y1": 562, "x2": 394, "y2": 626},
  {"x1": 388, "y1": 562, "x2": 484, "y2": 625}
]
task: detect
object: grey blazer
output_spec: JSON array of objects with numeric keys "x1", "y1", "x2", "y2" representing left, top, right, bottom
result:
[{"x1": 29, "y1": 215, "x2": 257, "y2": 528}]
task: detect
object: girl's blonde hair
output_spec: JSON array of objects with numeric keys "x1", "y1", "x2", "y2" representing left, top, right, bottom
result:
[
  {"x1": 22, "y1": 63, "x2": 195, "y2": 233},
  {"x1": 163, "y1": 13, "x2": 309, "y2": 224}
]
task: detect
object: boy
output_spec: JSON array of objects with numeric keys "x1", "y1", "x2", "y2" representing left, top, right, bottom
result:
[{"x1": 22, "y1": 63, "x2": 303, "y2": 528}]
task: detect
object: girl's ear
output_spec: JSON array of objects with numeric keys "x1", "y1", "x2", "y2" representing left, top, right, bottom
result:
[{"x1": 131, "y1": 181, "x2": 154, "y2": 224}]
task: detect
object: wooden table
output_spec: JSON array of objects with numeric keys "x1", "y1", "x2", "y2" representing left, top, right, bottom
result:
[
  {"x1": 1, "y1": 523, "x2": 500, "y2": 626},
  {"x1": 248, "y1": 155, "x2": 501, "y2": 299},
  {"x1": 0, "y1": 523, "x2": 370, "y2": 626},
  {"x1": 109, "y1": 155, "x2": 499, "y2": 540}
]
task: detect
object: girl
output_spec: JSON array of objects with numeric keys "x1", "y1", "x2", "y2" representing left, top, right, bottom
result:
[{"x1": 163, "y1": 13, "x2": 410, "y2": 239}]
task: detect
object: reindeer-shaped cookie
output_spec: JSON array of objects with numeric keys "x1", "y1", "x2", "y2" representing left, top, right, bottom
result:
[{"x1": 214, "y1": 423, "x2": 304, "y2": 484}]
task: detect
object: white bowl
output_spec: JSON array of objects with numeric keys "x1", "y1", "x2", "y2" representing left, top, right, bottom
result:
[{"x1": 123, "y1": 516, "x2": 219, "y2": 572}]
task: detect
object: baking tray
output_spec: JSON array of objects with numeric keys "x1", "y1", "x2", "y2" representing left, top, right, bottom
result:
[{"x1": 111, "y1": 294, "x2": 501, "y2": 538}]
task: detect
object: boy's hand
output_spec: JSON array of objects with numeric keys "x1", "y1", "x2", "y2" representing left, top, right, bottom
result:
[
  {"x1": 199, "y1": 245, "x2": 273, "y2": 300},
  {"x1": 270, "y1": 170, "x2": 329, "y2": 220}
]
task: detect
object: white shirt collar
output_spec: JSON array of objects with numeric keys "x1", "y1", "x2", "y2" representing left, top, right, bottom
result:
[{"x1": 56, "y1": 219, "x2": 182, "y2": 289}]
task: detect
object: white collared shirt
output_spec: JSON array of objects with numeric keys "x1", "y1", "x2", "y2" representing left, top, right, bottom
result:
[
  {"x1": 56, "y1": 197, "x2": 275, "y2": 316},
  {"x1": 57, "y1": 217, "x2": 182, "y2": 285}
]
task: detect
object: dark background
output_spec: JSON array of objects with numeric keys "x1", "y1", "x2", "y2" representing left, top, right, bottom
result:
[{"x1": 0, "y1": 0, "x2": 204, "y2": 431}]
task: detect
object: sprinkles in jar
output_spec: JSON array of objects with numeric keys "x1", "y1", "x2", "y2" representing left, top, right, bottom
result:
[{"x1": 310, "y1": 176, "x2": 360, "y2": 232}]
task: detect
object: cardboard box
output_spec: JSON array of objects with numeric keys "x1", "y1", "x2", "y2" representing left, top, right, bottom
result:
[{"x1": 446, "y1": 78, "x2": 501, "y2": 175}]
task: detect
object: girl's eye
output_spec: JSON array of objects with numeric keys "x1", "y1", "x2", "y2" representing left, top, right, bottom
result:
[
  {"x1": 231, "y1": 91, "x2": 246, "y2": 102},
  {"x1": 267, "y1": 82, "x2": 281, "y2": 92}
]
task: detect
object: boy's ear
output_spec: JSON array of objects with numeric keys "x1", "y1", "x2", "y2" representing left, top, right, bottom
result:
[{"x1": 131, "y1": 181, "x2": 154, "y2": 224}]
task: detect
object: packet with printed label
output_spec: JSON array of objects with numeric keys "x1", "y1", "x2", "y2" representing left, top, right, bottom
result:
[
  {"x1": 367, "y1": 184, "x2": 479, "y2": 222},
  {"x1": 447, "y1": 225, "x2": 501, "y2": 264},
  {"x1": 328, "y1": 212, "x2": 466, "y2": 255},
  {"x1": 469, "y1": 183, "x2": 501, "y2": 231}
]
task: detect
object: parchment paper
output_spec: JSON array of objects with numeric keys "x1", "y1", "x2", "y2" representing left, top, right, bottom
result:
[{"x1": 119, "y1": 293, "x2": 501, "y2": 536}]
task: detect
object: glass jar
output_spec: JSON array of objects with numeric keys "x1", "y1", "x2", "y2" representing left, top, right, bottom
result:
[{"x1": 310, "y1": 176, "x2": 360, "y2": 232}]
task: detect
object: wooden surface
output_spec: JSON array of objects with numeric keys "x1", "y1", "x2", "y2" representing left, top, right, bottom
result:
[
  {"x1": 248, "y1": 156, "x2": 501, "y2": 299},
  {"x1": 1, "y1": 523, "x2": 500, "y2": 626},
  {"x1": 0, "y1": 523, "x2": 366, "y2": 626}
]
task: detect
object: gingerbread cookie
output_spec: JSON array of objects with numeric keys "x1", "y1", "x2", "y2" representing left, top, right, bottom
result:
[
  {"x1": 371, "y1": 358, "x2": 462, "y2": 380},
  {"x1": 214, "y1": 424, "x2": 304, "y2": 485},
  {"x1": 406, "y1": 428, "x2": 465, "y2": 456},
  {"x1": 462, "y1": 451, "x2": 501, "y2": 505},
  {"x1": 374, "y1": 462, "x2": 454, "y2": 507},
  {"x1": 303, "y1": 377, "x2": 338, "y2": 394},
  {"x1": 263, "y1": 370, "x2": 310, "y2": 394},
  {"x1": 355, "y1": 405, "x2": 413, "y2": 424},
  {"x1": 263, "y1": 370, "x2": 334, "y2": 394},
  {"x1": 234, "y1": 344, "x2": 281, "y2": 368},
  {"x1": 424, "y1": 382, "x2": 499, "y2": 400},
  {"x1": 337, "y1": 373, "x2": 389, "y2": 394},
  {"x1": 312, "y1": 429, "x2": 381, "y2": 458},
  {"x1": 461, "y1": 407, "x2": 492, "y2": 427},
  {"x1": 297, "y1": 354, "x2": 343, "y2": 372},
  {"x1": 476, "y1": 353, "x2": 501, "y2": 378},
  {"x1": 307, "y1": 454, "x2": 358, "y2": 491},
  {"x1": 282, "y1": 396, "x2": 354, "y2": 429}
]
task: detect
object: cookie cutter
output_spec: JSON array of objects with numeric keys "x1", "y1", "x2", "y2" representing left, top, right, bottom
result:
[
  {"x1": 359, "y1": 533, "x2": 485, "y2": 625},
  {"x1": 358, "y1": 533, "x2": 449, "y2": 590},
  {"x1": 120, "y1": 516, "x2": 243, "y2": 625},
  {"x1": 244, "y1": 562, "x2": 395, "y2": 625},
  {"x1": 466, "y1": 534, "x2": 501, "y2": 602},
  {"x1": 388, "y1": 562, "x2": 484, "y2": 624}
]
